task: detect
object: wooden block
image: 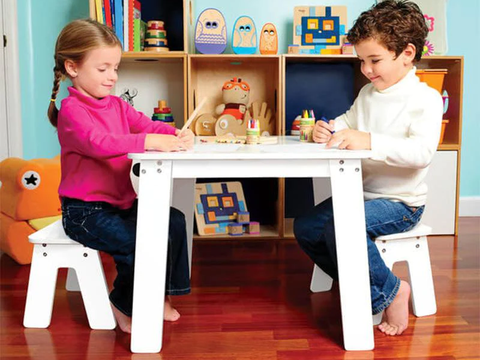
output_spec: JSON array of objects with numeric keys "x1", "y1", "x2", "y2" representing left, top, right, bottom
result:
[
  {"x1": 237, "y1": 211, "x2": 250, "y2": 224},
  {"x1": 247, "y1": 221, "x2": 260, "y2": 234},
  {"x1": 228, "y1": 223, "x2": 244, "y2": 236}
]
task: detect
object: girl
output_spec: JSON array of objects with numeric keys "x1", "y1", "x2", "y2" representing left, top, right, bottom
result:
[{"x1": 47, "y1": 19, "x2": 194, "y2": 333}]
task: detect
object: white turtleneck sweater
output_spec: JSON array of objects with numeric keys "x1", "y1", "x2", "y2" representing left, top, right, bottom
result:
[{"x1": 334, "y1": 67, "x2": 443, "y2": 207}]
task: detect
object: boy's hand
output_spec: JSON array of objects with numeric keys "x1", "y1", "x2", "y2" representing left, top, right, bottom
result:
[
  {"x1": 326, "y1": 129, "x2": 371, "y2": 150},
  {"x1": 144, "y1": 134, "x2": 185, "y2": 152},
  {"x1": 176, "y1": 129, "x2": 195, "y2": 150},
  {"x1": 313, "y1": 119, "x2": 335, "y2": 143}
]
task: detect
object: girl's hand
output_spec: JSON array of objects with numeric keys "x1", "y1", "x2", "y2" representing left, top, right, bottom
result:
[
  {"x1": 326, "y1": 129, "x2": 371, "y2": 150},
  {"x1": 313, "y1": 119, "x2": 335, "y2": 143},
  {"x1": 176, "y1": 129, "x2": 195, "y2": 150},
  {"x1": 144, "y1": 134, "x2": 185, "y2": 152}
]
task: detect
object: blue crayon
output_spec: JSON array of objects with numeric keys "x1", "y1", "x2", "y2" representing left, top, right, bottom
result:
[{"x1": 320, "y1": 116, "x2": 335, "y2": 134}]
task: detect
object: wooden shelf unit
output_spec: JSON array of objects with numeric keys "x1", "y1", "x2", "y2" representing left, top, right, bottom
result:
[{"x1": 90, "y1": 1, "x2": 463, "y2": 237}]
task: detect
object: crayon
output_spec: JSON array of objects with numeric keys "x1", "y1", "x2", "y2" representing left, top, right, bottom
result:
[{"x1": 320, "y1": 116, "x2": 335, "y2": 134}]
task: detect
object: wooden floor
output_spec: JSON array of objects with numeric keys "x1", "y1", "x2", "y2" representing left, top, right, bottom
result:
[{"x1": 1, "y1": 217, "x2": 479, "y2": 360}]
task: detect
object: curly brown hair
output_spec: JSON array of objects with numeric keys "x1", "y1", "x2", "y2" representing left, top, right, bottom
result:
[{"x1": 347, "y1": 0, "x2": 428, "y2": 62}]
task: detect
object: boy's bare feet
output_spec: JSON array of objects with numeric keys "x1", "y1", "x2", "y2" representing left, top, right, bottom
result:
[
  {"x1": 111, "y1": 304, "x2": 132, "y2": 333},
  {"x1": 164, "y1": 297, "x2": 181, "y2": 322},
  {"x1": 378, "y1": 280, "x2": 411, "y2": 335}
]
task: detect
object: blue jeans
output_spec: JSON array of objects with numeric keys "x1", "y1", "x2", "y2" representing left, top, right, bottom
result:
[
  {"x1": 294, "y1": 198, "x2": 424, "y2": 314},
  {"x1": 61, "y1": 197, "x2": 191, "y2": 317}
]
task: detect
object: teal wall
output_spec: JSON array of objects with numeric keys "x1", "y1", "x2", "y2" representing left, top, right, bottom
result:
[
  {"x1": 18, "y1": 0, "x2": 479, "y2": 197},
  {"x1": 17, "y1": 0, "x2": 88, "y2": 159}
]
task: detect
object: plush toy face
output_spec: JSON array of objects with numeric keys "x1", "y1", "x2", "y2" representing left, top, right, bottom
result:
[
  {"x1": 0, "y1": 157, "x2": 61, "y2": 221},
  {"x1": 222, "y1": 77, "x2": 250, "y2": 105}
]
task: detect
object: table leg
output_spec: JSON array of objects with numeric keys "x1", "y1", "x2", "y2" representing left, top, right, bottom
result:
[
  {"x1": 131, "y1": 160, "x2": 173, "y2": 353},
  {"x1": 329, "y1": 159, "x2": 374, "y2": 351}
]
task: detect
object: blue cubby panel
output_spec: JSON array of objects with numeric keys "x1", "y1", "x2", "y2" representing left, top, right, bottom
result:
[{"x1": 285, "y1": 62, "x2": 355, "y2": 131}]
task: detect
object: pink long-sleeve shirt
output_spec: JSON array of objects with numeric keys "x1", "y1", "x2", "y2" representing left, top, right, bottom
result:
[{"x1": 57, "y1": 86, "x2": 176, "y2": 209}]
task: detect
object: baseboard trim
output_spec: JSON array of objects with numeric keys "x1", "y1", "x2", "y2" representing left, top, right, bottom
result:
[{"x1": 459, "y1": 197, "x2": 480, "y2": 217}]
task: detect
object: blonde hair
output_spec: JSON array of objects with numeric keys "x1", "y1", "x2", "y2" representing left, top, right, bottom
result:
[{"x1": 47, "y1": 19, "x2": 122, "y2": 127}]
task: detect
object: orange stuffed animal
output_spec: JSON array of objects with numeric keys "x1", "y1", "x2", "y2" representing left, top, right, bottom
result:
[{"x1": 0, "y1": 157, "x2": 61, "y2": 264}]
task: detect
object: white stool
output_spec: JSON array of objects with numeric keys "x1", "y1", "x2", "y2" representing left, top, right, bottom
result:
[
  {"x1": 310, "y1": 224, "x2": 437, "y2": 324},
  {"x1": 23, "y1": 219, "x2": 116, "y2": 330}
]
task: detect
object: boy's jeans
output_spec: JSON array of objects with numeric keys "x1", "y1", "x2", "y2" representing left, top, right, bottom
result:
[
  {"x1": 294, "y1": 197, "x2": 424, "y2": 314},
  {"x1": 61, "y1": 197, "x2": 191, "y2": 317}
]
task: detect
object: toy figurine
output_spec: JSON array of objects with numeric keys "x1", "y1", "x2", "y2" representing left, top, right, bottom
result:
[
  {"x1": 259, "y1": 23, "x2": 278, "y2": 55},
  {"x1": 215, "y1": 77, "x2": 251, "y2": 136},
  {"x1": 194, "y1": 8, "x2": 227, "y2": 54},
  {"x1": 232, "y1": 16, "x2": 257, "y2": 54}
]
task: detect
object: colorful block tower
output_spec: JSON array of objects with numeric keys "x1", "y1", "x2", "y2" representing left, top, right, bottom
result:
[
  {"x1": 152, "y1": 100, "x2": 175, "y2": 127},
  {"x1": 144, "y1": 20, "x2": 169, "y2": 52}
]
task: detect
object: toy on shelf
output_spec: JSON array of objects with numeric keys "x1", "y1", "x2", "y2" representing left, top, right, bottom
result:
[
  {"x1": 152, "y1": 100, "x2": 175, "y2": 127},
  {"x1": 215, "y1": 77, "x2": 251, "y2": 136},
  {"x1": 291, "y1": 115, "x2": 301, "y2": 136},
  {"x1": 194, "y1": 113, "x2": 217, "y2": 136},
  {"x1": 232, "y1": 16, "x2": 257, "y2": 54},
  {"x1": 341, "y1": 41, "x2": 354, "y2": 55},
  {"x1": 251, "y1": 101, "x2": 274, "y2": 136},
  {"x1": 288, "y1": 6, "x2": 348, "y2": 55},
  {"x1": 0, "y1": 157, "x2": 62, "y2": 264},
  {"x1": 194, "y1": 8, "x2": 227, "y2": 54},
  {"x1": 120, "y1": 88, "x2": 138, "y2": 106},
  {"x1": 259, "y1": 23, "x2": 278, "y2": 55},
  {"x1": 144, "y1": 20, "x2": 169, "y2": 52},
  {"x1": 194, "y1": 182, "x2": 260, "y2": 236}
]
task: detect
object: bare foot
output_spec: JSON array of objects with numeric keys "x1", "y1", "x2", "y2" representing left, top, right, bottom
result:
[
  {"x1": 164, "y1": 297, "x2": 181, "y2": 322},
  {"x1": 378, "y1": 280, "x2": 411, "y2": 336},
  {"x1": 111, "y1": 304, "x2": 131, "y2": 333}
]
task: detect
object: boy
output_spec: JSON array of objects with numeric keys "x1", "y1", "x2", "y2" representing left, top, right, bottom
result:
[{"x1": 294, "y1": 0, "x2": 443, "y2": 336}]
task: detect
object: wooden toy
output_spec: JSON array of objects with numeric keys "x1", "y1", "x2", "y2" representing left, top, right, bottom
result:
[
  {"x1": 237, "y1": 211, "x2": 250, "y2": 224},
  {"x1": 181, "y1": 98, "x2": 207, "y2": 134},
  {"x1": 251, "y1": 101, "x2": 274, "y2": 136},
  {"x1": 246, "y1": 221, "x2": 260, "y2": 234},
  {"x1": 152, "y1": 99, "x2": 175, "y2": 127},
  {"x1": 228, "y1": 223, "x2": 243, "y2": 236},
  {"x1": 194, "y1": 182, "x2": 248, "y2": 236},
  {"x1": 259, "y1": 23, "x2": 278, "y2": 55},
  {"x1": 232, "y1": 16, "x2": 257, "y2": 54},
  {"x1": 215, "y1": 77, "x2": 251, "y2": 136},
  {"x1": 288, "y1": 6, "x2": 348, "y2": 55},
  {"x1": 194, "y1": 8, "x2": 227, "y2": 54},
  {"x1": 145, "y1": 20, "x2": 169, "y2": 52},
  {"x1": 341, "y1": 41, "x2": 354, "y2": 55},
  {"x1": 0, "y1": 157, "x2": 62, "y2": 264},
  {"x1": 194, "y1": 113, "x2": 217, "y2": 136}
]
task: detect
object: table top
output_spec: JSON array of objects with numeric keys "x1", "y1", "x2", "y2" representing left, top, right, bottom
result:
[{"x1": 129, "y1": 136, "x2": 372, "y2": 161}]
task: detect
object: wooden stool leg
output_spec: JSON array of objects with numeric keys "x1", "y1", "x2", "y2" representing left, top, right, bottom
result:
[
  {"x1": 74, "y1": 247, "x2": 116, "y2": 330},
  {"x1": 407, "y1": 236, "x2": 437, "y2": 317},
  {"x1": 23, "y1": 245, "x2": 59, "y2": 328},
  {"x1": 310, "y1": 265, "x2": 333, "y2": 292}
]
